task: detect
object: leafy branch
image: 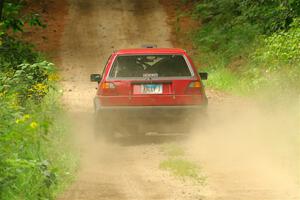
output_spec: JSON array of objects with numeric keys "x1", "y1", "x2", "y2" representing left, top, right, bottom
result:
[{"x1": 0, "y1": 0, "x2": 45, "y2": 34}]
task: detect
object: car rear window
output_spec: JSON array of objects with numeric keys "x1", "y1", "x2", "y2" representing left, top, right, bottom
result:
[{"x1": 109, "y1": 54, "x2": 192, "y2": 78}]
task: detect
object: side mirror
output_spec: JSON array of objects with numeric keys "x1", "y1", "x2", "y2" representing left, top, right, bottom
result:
[
  {"x1": 199, "y1": 72, "x2": 208, "y2": 80},
  {"x1": 90, "y1": 74, "x2": 102, "y2": 82}
]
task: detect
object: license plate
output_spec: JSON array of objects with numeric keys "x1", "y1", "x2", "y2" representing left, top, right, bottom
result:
[{"x1": 141, "y1": 84, "x2": 163, "y2": 94}]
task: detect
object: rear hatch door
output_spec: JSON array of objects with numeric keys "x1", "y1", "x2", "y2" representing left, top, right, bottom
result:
[{"x1": 99, "y1": 54, "x2": 203, "y2": 106}]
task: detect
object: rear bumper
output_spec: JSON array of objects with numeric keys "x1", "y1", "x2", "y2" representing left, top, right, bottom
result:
[
  {"x1": 94, "y1": 97, "x2": 207, "y2": 133},
  {"x1": 94, "y1": 96, "x2": 207, "y2": 115},
  {"x1": 95, "y1": 98, "x2": 207, "y2": 120},
  {"x1": 96, "y1": 105, "x2": 205, "y2": 114}
]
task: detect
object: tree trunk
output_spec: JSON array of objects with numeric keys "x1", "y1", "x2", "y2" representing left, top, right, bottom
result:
[{"x1": 0, "y1": 0, "x2": 4, "y2": 20}]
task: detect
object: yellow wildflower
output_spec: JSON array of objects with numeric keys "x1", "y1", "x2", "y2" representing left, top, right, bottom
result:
[
  {"x1": 16, "y1": 119, "x2": 23, "y2": 124},
  {"x1": 28, "y1": 83, "x2": 49, "y2": 98},
  {"x1": 30, "y1": 122, "x2": 38, "y2": 129},
  {"x1": 33, "y1": 83, "x2": 48, "y2": 92},
  {"x1": 24, "y1": 114, "x2": 30, "y2": 120},
  {"x1": 48, "y1": 73, "x2": 60, "y2": 81}
]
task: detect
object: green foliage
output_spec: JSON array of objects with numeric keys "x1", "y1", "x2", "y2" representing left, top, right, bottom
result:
[
  {"x1": 1, "y1": 1, "x2": 45, "y2": 32},
  {"x1": 0, "y1": 2, "x2": 76, "y2": 199},
  {"x1": 0, "y1": 36, "x2": 38, "y2": 67},
  {"x1": 187, "y1": 0, "x2": 300, "y2": 94},
  {"x1": 0, "y1": 40, "x2": 75, "y2": 199},
  {"x1": 0, "y1": 90, "x2": 77, "y2": 200},
  {"x1": 0, "y1": 60, "x2": 55, "y2": 102},
  {"x1": 206, "y1": 67, "x2": 240, "y2": 92},
  {"x1": 0, "y1": 37, "x2": 57, "y2": 103},
  {"x1": 254, "y1": 19, "x2": 300, "y2": 64},
  {"x1": 193, "y1": 0, "x2": 300, "y2": 58},
  {"x1": 194, "y1": 22, "x2": 259, "y2": 59},
  {"x1": 195, "y1": 0, "x2": 300, "y2": 34}
]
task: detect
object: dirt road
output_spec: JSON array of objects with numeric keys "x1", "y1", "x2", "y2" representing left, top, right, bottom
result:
[
  {"x1": 60, "y1": 0, "x2": 171, "y2": 111},
  {"x1": 58, "y1": 1, "x2": 203, "y2": 199},
  {"x1": 58, "y1": 0, "x2": 300, "y2": 199}
]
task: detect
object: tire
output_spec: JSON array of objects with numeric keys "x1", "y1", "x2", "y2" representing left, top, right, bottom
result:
[{"x1": 93, "y1": 98, "x2": 115, "y2": 142}]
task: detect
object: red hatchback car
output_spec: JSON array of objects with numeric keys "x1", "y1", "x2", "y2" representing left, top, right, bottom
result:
[{"x1": 91, "y1": 47, "x2": 208, "y2": 139}]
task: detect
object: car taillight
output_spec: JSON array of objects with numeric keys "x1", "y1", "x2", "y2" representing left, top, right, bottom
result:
[
  {"x1": 188, "y1": 81, "x2": 201, "y2": 88},
  {"x1": 186, "y1": 81, "x2": 202, "y2": 94},
  {"x1": 101, "y1": 82, "x2": 116, "y2": 89},
  {"x1": 100, "y1": 82, "x2": 117, "y2": 96}
]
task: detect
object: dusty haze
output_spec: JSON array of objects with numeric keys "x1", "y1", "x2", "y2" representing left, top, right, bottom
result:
[
  {"x1": 188, "y1": 94, "x2": 300, "y2": 199},
  {"x1": 58, "y1": 0, "x2": 300, "y2": 199}
]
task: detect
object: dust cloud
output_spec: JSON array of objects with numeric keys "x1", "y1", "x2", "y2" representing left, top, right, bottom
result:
[
  {"x1": 57, "y1": 0, "x2": 300, "y2": 198},
  {"x1": 188, "y1": 91, "x2": 300, "y2": 199},
  {"x1": 61, "y1": 91, "x2": 300, "y2": 200}
]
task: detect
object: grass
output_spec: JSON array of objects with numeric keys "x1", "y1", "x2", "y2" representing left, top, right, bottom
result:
[
  {"x1": 206, "y1": 67, "x2": 240, "y2": 92},
  {"x1": 160, "y1": 158, "x2": 205, "y2": 183},
  {"x1": 38, "y1": 90, "x2": 78, "y2": 197},
  {"x1": 159, "y1": 143, "x2": 205, "y2": 184},
  {"x1": 160, "y1": 143, "x2": 185, "y2": 157}
]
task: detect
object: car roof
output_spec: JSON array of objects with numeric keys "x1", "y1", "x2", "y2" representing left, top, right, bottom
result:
[{"x1": 115, "y1": 48, "x2": 186, "y2": 55}]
